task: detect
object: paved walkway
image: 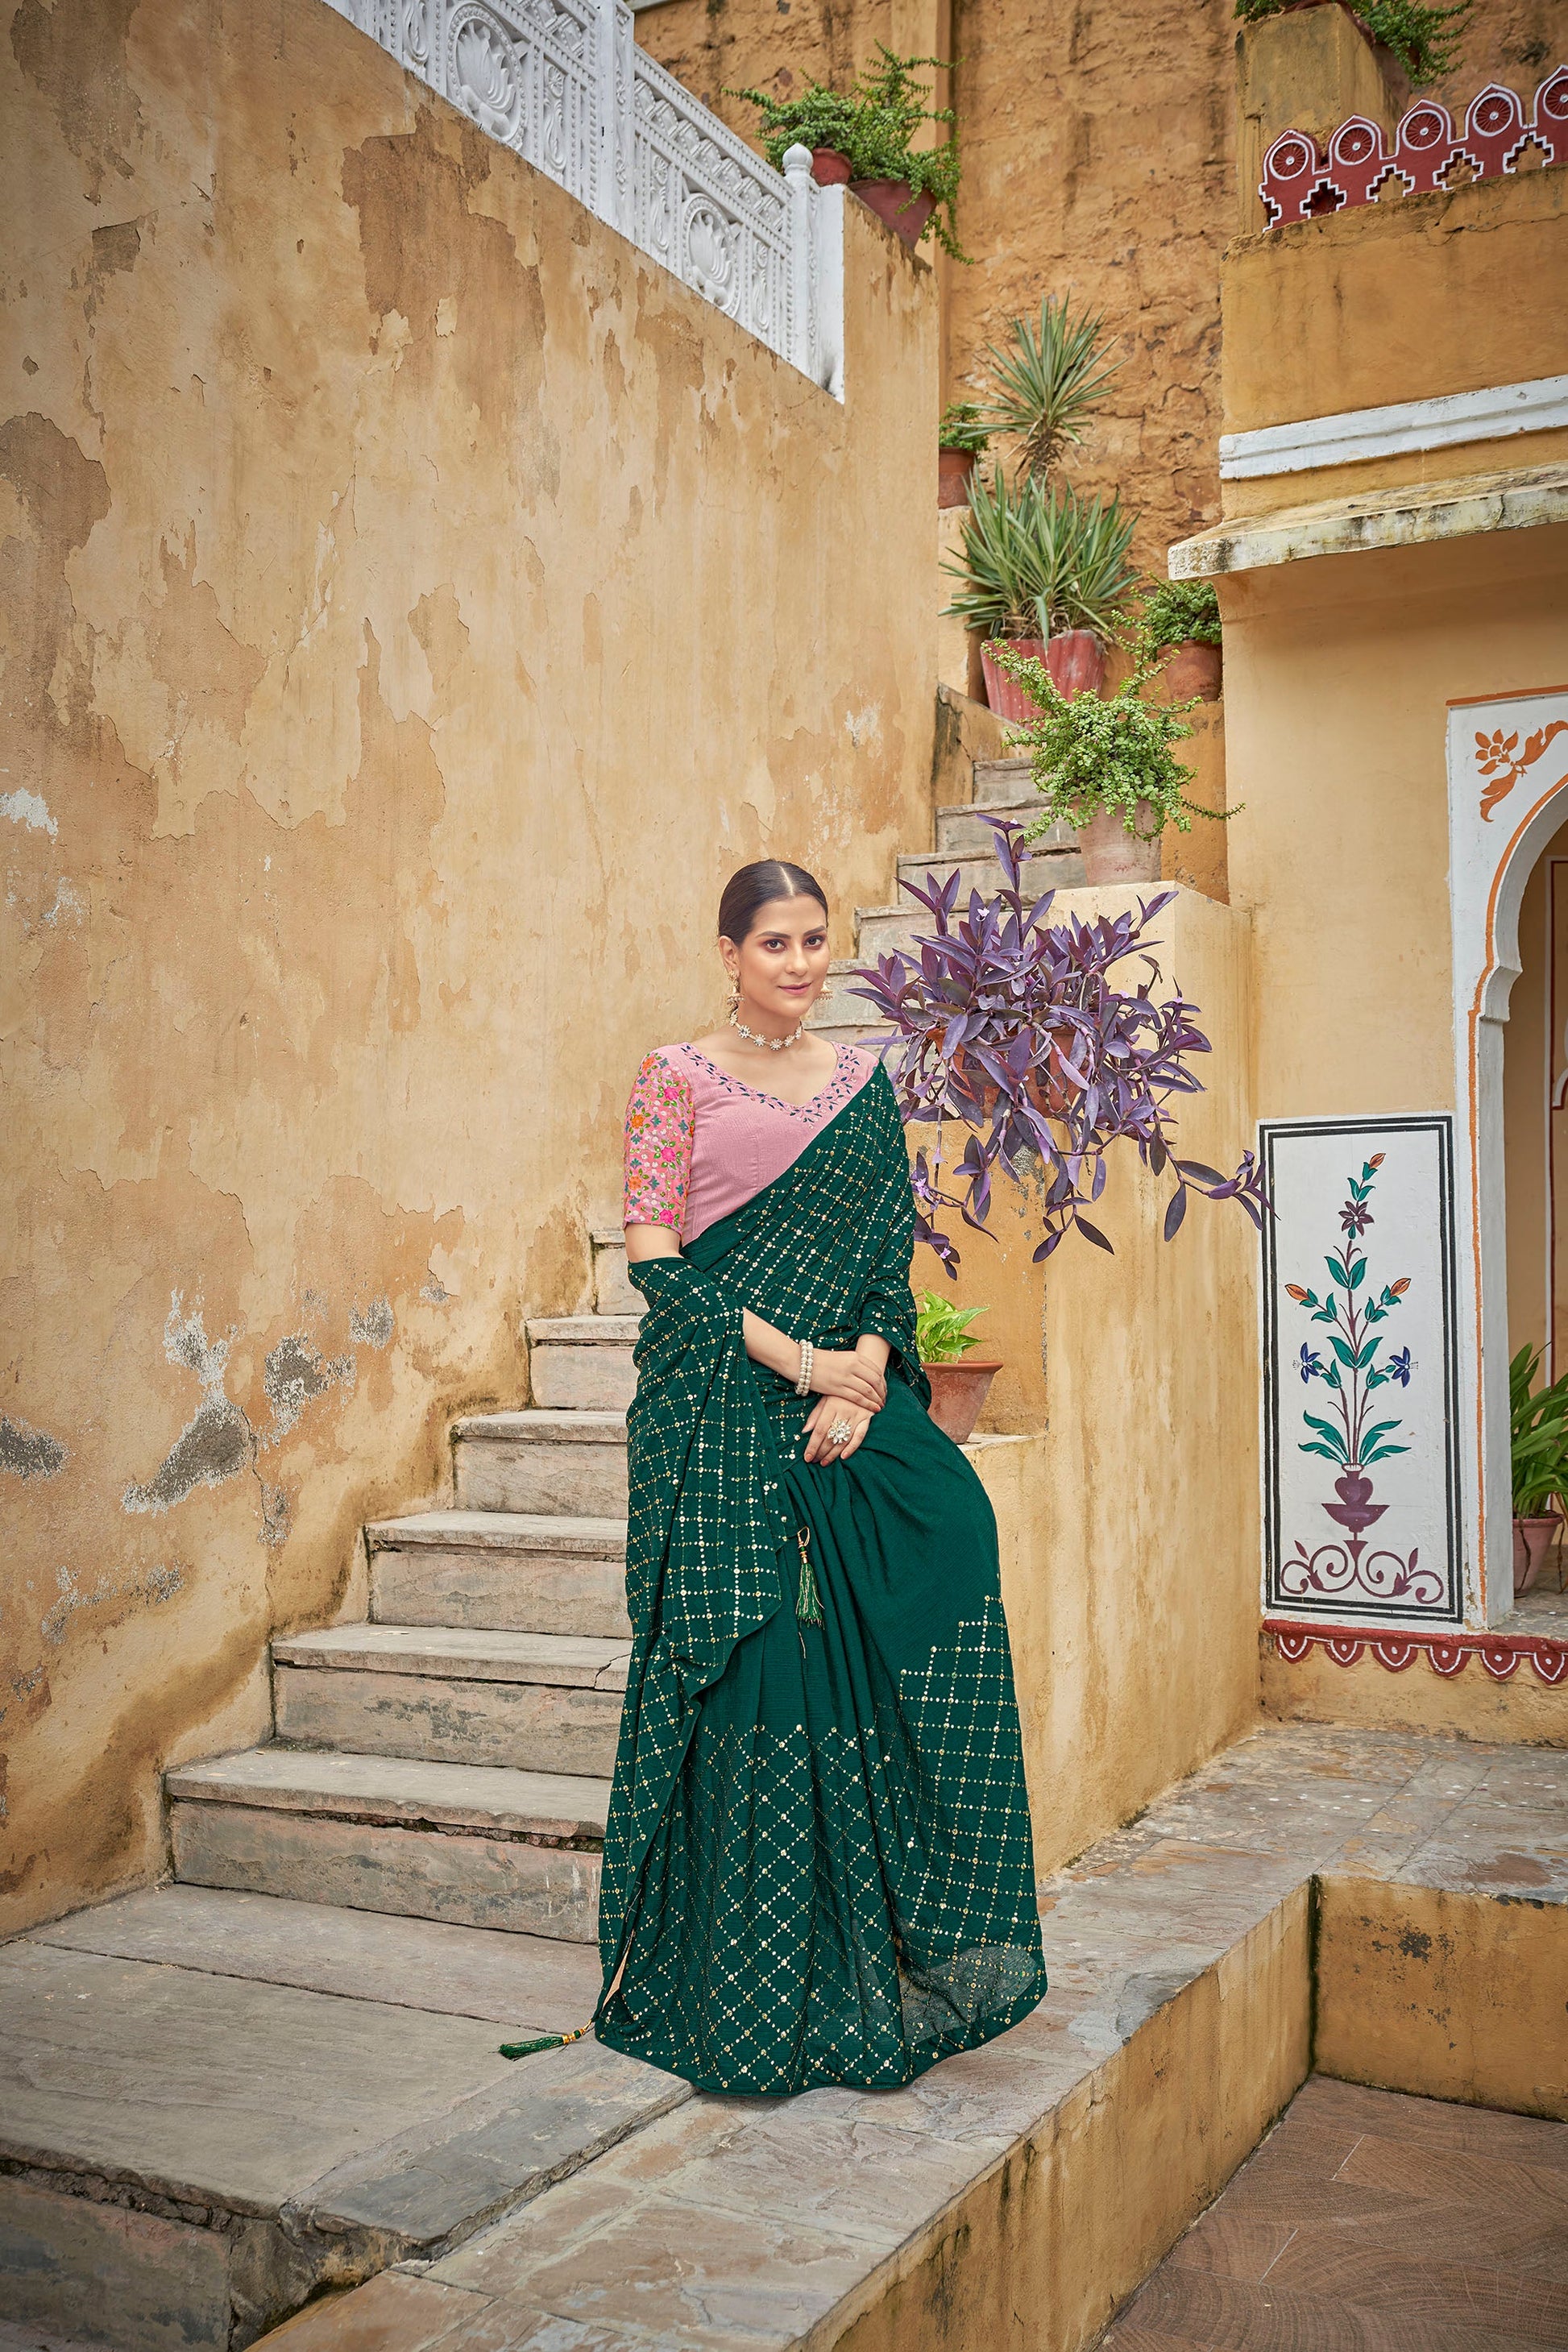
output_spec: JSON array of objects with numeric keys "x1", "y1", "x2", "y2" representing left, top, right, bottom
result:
[{"x1": 1105, "y1": 2073, "x2": 1568, "y2": 2350}]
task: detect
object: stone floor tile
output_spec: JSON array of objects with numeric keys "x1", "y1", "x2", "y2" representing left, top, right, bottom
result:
[
  {"x1": 259, "y1": 2271, "x2": 492, "y2": 2350},
  {"x1": 440, "y1": 2187, "x2": 879, "y2": 2349},
  {"x1": 27, "y1": 1886, "x2": 605, "y2": 2033}
]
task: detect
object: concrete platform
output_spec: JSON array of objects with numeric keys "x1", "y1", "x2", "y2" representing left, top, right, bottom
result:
[{"x1": 255, "y1": 1724, "x2": 1567, "y2": 2352}]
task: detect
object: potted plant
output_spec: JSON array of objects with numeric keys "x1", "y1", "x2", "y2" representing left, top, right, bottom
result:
[
  {"x1": 731, "y1": 49, "x2": 969, "y2": 258},
  {"x1": 1234, "y1": 0, "x2": 1472, "y2": 89},
  {"x1": 940, "y1": 469, "x2": 1139, "y2": 721},
  {"x1": 847, "y1": 814, "x2": 1267, "y2": 1272},
  {"x1": 1509, "y1": 1342, "x2": 1568, "y2": 1593},
  {"x1": 915, "y1": 1289, "x2": 1001, "y2": 1441},
  {"x1": 1138, "y1": 579, "x2": 1223, "y2": 703},
  {"x1": 938, "y1": 401, "x2": 990, "y2": 508},
  {"x1": 993, "y1": 649, "x2": 1237, "y2": 884}
]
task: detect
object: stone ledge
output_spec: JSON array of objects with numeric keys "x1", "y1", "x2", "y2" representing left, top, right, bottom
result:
[{"x1": 1169, "y1": 461, "x2": 1568, "y2": 577}]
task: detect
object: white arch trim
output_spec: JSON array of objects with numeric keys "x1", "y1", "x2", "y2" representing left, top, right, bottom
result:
[{"x1": 1446, "y1": 685, "x2": 1568, "y2": 1624}]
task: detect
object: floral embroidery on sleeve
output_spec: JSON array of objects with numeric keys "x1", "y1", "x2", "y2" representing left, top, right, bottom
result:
[{"x1": 624, "y1": 1050, "x2": 695, "y2": 1233}]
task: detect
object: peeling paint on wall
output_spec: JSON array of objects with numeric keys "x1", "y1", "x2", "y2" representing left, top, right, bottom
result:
[
  {"x1": 1, "y1": 787, "x2": 56, "y2": 836},
  {"x1": 263, "y1": 1331, "x2": 355, "y2": 1442},
  {"x1": 0, "y1": 1416, "x2": 67, "y2": 1479},
  {"x1": 42, "y1": 1560, "x2": 185, "y2": 1645},
  {"x1": 349, "y1": 1296, "x2": 393, "y2": 1349},
  {"x1": 123, "y1": 1296, "x2": 254, "y2": 1513}
]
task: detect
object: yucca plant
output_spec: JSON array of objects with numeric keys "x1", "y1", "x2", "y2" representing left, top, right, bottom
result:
[
  {"x1": 1510, "y1": 1343, "x2": 1568, "y2": 1517},
  {"x1": 978, "y1": 297, "x2": 1123, "y2": 483},
  {"x1": 940, "y1": 467, "x2": 1139, "y2": 641}
]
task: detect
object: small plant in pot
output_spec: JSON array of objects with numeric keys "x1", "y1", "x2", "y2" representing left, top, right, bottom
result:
[
  {"x1": 731, "y1": 48, "x2": 969, "y2": 258},
  {"x1": 847, "y1": 814, "x2": 1267, "y2": 1271},
  {"x1": 1509, "y1": 1342, "x2": 1568, "y2": 1593},
  {"x1": 915, "y1": 1289, "x2": 1000, "y2": 1441},
  {"x1": 938, "y1": 401, "x2": 990, "y2": 508},
  {"x1": 1138, "y1": 579, "x2": 1223, "y2": 705},
  {"x1": 940, "y1": 469, "x2": 1139, "y2": 722},
  {"x1": 993, "y1": 649, "x2": 1238, "y2": 886}
]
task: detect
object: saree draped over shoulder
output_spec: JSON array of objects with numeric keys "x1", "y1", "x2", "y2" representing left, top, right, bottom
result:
[{"x1": 595, "y1": 1060, "x2": 1047, "y2": 2094}]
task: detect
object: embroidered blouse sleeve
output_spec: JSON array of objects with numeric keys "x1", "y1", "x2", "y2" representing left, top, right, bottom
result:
[{"x1": 623, "y1": 1050, "x2": 696, "y2": 1233}]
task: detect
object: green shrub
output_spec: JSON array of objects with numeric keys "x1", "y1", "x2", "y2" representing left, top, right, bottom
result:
[
  {"x1": 939, "y1": 400, "x2": 991, "y2": 454},
  {"x1": 730, "y1": 48, "x2": 969, "y2": 259},
  {"x1": 994, "y1": 656, "x2": 1239, "y2": 840},
  {"x1": 1138, "y1": 579, "x2": 1222, "y2": 653}
]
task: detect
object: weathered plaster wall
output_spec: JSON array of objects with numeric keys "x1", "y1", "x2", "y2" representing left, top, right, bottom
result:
[
  {"x1": 637, "y1": 0, "x2": 1565, "y2": 569},
  {"x1": 943, "y1": 886, "x2": 1261, "y2": 1869},
  {"x1": 1, "y1": 0, "x2": 936, "y2": 1929},
  {"x1": 1504, "y1": 811, "x2": 1568, "y2": 1370}
]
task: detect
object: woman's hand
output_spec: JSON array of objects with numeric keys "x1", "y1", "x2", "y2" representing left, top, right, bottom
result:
[
  {"x1": 802, "y1": 1397, "x2": 873, "y2": 1464},
  {"x1": 807, "y1": 1347, "x2": 886, "y2": 1416}
]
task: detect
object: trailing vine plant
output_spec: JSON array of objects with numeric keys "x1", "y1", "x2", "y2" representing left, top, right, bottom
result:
[{"x1": 730, "y1": 48, "x2": 969, "y2": 258}]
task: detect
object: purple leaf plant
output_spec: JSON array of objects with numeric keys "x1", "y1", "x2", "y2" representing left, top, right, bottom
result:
[{"x1": 847, "y1": 812, "x2": 1268, "y2": 1274}]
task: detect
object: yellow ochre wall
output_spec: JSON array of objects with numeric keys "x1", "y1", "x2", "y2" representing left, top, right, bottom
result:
[{"x1": 1, "y1": 0, "x2": 939, "y2": 1930}]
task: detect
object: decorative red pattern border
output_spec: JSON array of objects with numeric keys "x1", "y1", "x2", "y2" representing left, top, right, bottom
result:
[
  {"x1": 1266, "y1": 1617, "x2": 1566, "y2": 1684},
  {"x1": 1260, "y1": 68, "x2": 1567, "y2": 228}
]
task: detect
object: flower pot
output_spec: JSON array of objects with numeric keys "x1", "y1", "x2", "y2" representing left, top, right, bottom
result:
[
  {"x1": 1044, "y1": 629, "x2": 1106, "y2": 698},
  {"x1": 811, "y1": 147, "x2": 852, "y2": 185},
  {"x1": 1160, "y1": 638, "x2": 1222, "y2": 703},
  {"x1": 849, "y1": 178, "x2": 935, "y2": 247},
  {"x1": 1080, "y1": 801, "x2": 1162, "y2": 886},
  {"x1": 1513, "y1": 1512, "x2": 1561, "y2": 1595},
  {"x1": 981, "y1": 633, "x2": 1107, "y2": 722},
  {"x1": 938, "y1": 447, "x2": 976, "y2": 508},
  {"x1": 923, "y1": 1358, "x2": 1002, "y2": 1444}
]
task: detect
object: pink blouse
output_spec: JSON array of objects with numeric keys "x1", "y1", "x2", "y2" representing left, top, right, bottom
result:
[{"x1": 623, "y1": 1040, "x2": 878, "y2": 1244}]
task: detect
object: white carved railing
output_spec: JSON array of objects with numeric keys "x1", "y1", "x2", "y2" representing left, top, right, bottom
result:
[{"x1": 321, "y1": 0, "x2": 844, "y2": 395}]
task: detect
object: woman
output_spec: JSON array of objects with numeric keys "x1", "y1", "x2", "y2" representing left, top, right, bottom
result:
[{"x1": 512, "y1": 859, "x2": 1047, "y2": 2094}]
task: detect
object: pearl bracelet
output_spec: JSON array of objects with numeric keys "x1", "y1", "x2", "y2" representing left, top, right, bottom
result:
[{"x1": 794, "y1": 1338, "x2": 814, "y2": 1396}]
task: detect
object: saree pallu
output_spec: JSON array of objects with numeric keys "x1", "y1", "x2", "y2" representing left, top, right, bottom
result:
[{"x1": 595, "y1": 1063, "x2": 1047, "y2": 2094}]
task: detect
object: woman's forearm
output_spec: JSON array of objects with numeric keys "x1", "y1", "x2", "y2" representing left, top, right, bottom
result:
[{"x1": 854, "y1": 1332, "x2": 890, "y2": 1375}]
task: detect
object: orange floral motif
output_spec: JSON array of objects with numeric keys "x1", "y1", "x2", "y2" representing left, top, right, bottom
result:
[
  {"x1": 623, "y1": 1051, "x2": 695, "y2": 1232},
  {"x1": 1475, "y1": 720, "x2": 1568, "y2": 822}
]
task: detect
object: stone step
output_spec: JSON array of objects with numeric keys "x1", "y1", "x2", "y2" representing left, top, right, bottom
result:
[
  {"x1": 272, "y1": 1625, "x2": 628, "y2": 1777},
  {"x1": 590, "y1": 1226, "x2": 641, "y2": 1315},
  {"x1": 168, "y1": 1747, "x2": 608, "y2": 1943},
  {"x1": 935, "y1": 799, "x2": 1076, "y2": 858},
  {"x1": 525, "y1": 1314, "x2": 639, "y2": 1410},
  {"x1": 893, "y1": 847, "x2": 1082, "y2": 904},
  {"x1": 807, "y1": 961, "x2": 890, "y2": 1039},
  {"x1": 452, "y1": 1408, "x2": 628, "y2": 1518},
  {"x1": 972, "y1": 755, "x2": 1033, "y2": 799},
  {"x1": 367, "y1": 1509, "x2": 631, "y2": 1639},
  {"x1": 856, "y1": 859, "x2": 1081, "y2": 967}
]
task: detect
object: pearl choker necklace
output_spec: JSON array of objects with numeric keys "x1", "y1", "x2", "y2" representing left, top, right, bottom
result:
[{"x1": 729, "y1": 1006, "x2": 805, "y2": 1052}]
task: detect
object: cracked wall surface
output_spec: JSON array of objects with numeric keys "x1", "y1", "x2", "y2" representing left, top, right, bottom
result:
[
  {"x1": 2, "y1": 0, "x2": 936, "y2": 1928},
  {"x1": 637, "y1": 0, "x2": 1563, "y2": 570}
]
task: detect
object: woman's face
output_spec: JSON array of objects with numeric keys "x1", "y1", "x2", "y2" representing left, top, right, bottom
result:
[{"x1": 724, "y1": 894, "x2": 832, "y2": 1019}]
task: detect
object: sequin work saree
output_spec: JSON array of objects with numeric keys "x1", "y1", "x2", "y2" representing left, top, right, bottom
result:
[{"x1": 594, "y1": 1060, "x2": 1048, "y2": 2094}]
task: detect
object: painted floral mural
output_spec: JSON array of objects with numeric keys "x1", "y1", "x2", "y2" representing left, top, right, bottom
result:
[{"x1": 1280, "y1": 1155, "x2": 1445, "y2": 1607}]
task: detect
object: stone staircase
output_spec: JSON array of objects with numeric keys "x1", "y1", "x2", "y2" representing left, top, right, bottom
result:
[
  {"x1": 810, "y1": 757, "x2": 1083, "y2": 1045},
  {"x1": 166, "y1": 1232, "x2": 642, "y2": 1952}
]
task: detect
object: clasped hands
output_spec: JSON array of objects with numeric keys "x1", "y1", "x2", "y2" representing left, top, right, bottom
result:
[{"x1": 799, "y1": 1343, "x2": 886, "y2": 1465}]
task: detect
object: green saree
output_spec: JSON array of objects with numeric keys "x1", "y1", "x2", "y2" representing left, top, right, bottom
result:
[{"x1": 593, "y1": 1061, "x2": 1047, "y2": 2094}]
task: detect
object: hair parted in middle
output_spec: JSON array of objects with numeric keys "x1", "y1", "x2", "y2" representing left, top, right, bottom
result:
[{"x1": 716, "y1": 859, "x2": 831, "y2": 948}]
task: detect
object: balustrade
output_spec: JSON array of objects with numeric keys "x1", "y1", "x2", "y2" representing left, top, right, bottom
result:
[{"x1": 322, "y1": 0, "x2": 844, "y2": 392}]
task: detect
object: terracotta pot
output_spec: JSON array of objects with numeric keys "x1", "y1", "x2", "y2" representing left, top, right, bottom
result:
[
  {"x1": 1044, "y1": 629, "x2": 1106, "y2": 698},
  {"x1": 1080, "y1": 801, "x2": 1162, "y2": 886},
  {"x1": 811, "y1": 147, "x2": 852, "y2": 185},
  {"x1": 938, "y1": 446, "x2": 976, "y2": 508},
  {"x1": 1160, "y1": 638, "x2": 1222, "y2": 703},
  {"x1": 980, "y1": 633, "x2": 1107, "y2": 721},
  {"x1": 923, "y1": 1358, "x2": 1002, "y2": 1444},
  {"x1": 1513, "y1": 1513, "x2": 1561, "y2": 1595},
  {"x1": 849, "y1": 178, "x2": 935, "y2": 247}
]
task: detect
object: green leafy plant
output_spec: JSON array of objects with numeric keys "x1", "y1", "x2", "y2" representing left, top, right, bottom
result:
[
  {"x1": 730, "y1": 48, "x2": 969, "y2": 259},
  {"x1": 1509, "y1": 1343, "x2": 1568, "y2": 1517},
  {"x1": 939, "y1": 400, "x2": 991, "y2": 454},
  {"x1": 915, "y1": 1288, "x2": 988, "y2": 1363},
  {"x1": 977, "y1": 297, "x2": 1123, "y2": 483},
  {"x1": 940, "y1": 467, "x2": 1139, "y2": 641},
  {"x1": 1138, "y1": 579, "x2": 1222, "y2": 654},
  {"x1": 1234, "y1": 0, "x2": 1473, "y2": 87},
  {"x1": 995, "y1": 653, "x2": 1240, "y2": 840}
]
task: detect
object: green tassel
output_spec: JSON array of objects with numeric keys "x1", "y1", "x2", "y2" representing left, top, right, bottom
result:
[
  {"x1": 500, "y1": 2022, "x2": 591, "y2": 2061},
  {"x1": 794, "y1": 1524, "x2": 823, "y2": 1626}
]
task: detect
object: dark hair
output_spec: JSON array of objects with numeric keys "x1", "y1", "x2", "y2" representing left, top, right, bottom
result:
[{"x1": 717, "y1": 859, "x2": 830, "y2": 947}]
